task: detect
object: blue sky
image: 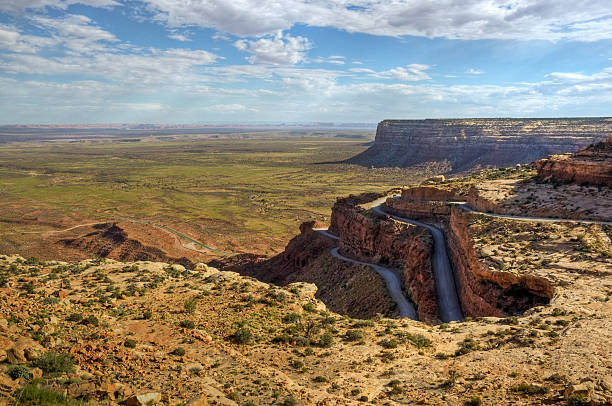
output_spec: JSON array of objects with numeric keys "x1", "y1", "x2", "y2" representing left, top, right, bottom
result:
[{"x1": 0, "y1": 0, "x2": 611, "y2": 123}]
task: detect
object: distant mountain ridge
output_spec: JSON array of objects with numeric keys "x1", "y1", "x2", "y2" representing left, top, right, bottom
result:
[{"x1": 347, "y1": 118, "x2": 612, "y2": 172}]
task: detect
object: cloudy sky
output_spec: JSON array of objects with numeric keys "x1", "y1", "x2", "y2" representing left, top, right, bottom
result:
[{"x1": 0, "y1": 0, "x2": 611, "y2": 123}]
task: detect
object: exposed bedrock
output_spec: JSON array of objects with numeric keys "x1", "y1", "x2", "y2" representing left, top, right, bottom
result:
[
  {"x1": 348, "y1": 118, "x2": 611, "y2": 172},
  {"x1": 385, "y1": 186, "x2": 554, "y2": 317},
  {"x1": 329, "y1": 195, "x2": 439, "y2": 322},
  {"x1": 537, "y1": 137, "x2": 612, "y2": 187},
  {"x1": 446, "y1": 207, "x2": 554, "y2": 316}
]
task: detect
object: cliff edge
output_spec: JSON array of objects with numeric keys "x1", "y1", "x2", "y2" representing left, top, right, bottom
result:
[{"x1": 348, "y1": 118, "x2": 611, "y2": 172}]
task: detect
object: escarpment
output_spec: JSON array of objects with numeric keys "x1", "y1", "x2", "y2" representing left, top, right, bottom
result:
[
  {"x1": 348, "y1": 118, "x2": 611, "y2": 172},
  {"x1": 537, "y1": 136, "x2": 612, "y2": 187},
  {"x1": 330, "y1": 195, "x2": 439, "y2": 322},
  {"x1": 446, "y1": 207, "x2": 553, "y2": 317},
  {"x1": 383, "y1": 186, "x2": 554, "y2": 317}
]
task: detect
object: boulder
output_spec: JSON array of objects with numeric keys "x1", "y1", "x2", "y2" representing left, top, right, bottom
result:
[
  {"x1": 125, "y1": 392, "x2": 162, "y2": 406},
  {"x1": 6, "y1": 337, "x2": 44, "y2": 363}
]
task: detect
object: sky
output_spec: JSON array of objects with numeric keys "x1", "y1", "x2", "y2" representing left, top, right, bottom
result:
[{"x1": 0, "y1": 0, "x2": 611, "y2": 124}]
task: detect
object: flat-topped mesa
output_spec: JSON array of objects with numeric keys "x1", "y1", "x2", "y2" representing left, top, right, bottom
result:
[
  {"x1": 347, "y1": 118, "x2": 612, "y2": 172},
  {"x1": 537, "y1": 136, "x2": 612, "y2": 187}
]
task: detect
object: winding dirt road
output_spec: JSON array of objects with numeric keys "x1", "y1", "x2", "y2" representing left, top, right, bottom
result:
[
  {"x1": 371, "y1": 202, "x2": 464, "y2": 322},
  {"x1": 329, "y1": 247, "x2": 418, "y2": 319}
]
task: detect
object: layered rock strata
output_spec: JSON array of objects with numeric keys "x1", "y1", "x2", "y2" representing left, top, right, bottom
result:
[
  {"x1": 348, "y1": 118, "x2": 611, "y2": 172},
  {"x1": 384, "y1": 187, "x2": 554, "y2": 316},
  {"x1": 537, "y1": 137, "x2": 612, "y2": 187},
  {"x1": 329, "y1": 195, "x2": 438, "y2": 322}
]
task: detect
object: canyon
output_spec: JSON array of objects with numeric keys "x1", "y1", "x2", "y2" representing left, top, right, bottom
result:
[{"x1": 348, "y1": 118, "x2": 612, "y2": 172}]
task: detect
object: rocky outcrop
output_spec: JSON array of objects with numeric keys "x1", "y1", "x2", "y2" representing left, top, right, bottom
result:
[
  {"x1": 446, "y1": 207, "x2": 553, "y2": 316},
  {"x1": 348, "y1": 118, "x2": 611, "y2": 172},
  {"x1": 329, "y1": 194, "x2": 439, "y2": 322},
  {"x1": 537, "y1": 137, "x2": 612, "y2": 187}
]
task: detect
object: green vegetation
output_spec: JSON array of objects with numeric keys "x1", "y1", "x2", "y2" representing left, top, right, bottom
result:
[
  {"x1": 33, "y1": 352, "x2": 74, "y2": 375},
  {"x1": 0, "y1": 137, "x2": 427, "y2": 255},
  {"x1": 14, "y1": 381, "x2": 81, "y2": 405}
]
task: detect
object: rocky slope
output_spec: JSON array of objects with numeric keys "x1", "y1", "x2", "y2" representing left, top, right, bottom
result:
[
  {"x1": 537, "y1": 136, "x2": 612, "y2": 187},
  {"x1": 348, "y1": 118, "x2": 611, "y2": 172}
]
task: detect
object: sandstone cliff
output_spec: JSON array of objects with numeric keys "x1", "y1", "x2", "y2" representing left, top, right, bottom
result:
[
  {"x1": 329, "y1": 195, "x2": 438, "y2": 322},
  {"x1": 348, "y1": 118, "x2": 611, "y2": 172},
  {"x1": 537, "y1": 137, "x2": 612, "y2": 187}
]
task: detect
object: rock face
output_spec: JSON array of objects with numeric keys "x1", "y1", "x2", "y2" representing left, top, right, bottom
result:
[
  {"x1": 329, "y1": 195, "x2": 438, "y2": 322},
  {"x1": 537, "y1": 137, "x2": 612, "y2": 187},
  {"x1": 446, "y1": 207, "x2": 553, "y2": 317},
  {"x1": 384, "y1": 186, "x2": 554, "y2": 317},
  {"x1": 348, "y1": 118, "x2": 611, "y2": 172}
]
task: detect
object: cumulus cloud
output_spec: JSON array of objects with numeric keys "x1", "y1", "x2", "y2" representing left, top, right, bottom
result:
[
  {"x1": 467, "y1": 68, "x2": 484, "y2": 75},
  {"x1": 234, "y1": 31, "x2": 311, "y2": 65},
  {"x1": 139, "y1": 0, "x2": 612, "y2": 41}
]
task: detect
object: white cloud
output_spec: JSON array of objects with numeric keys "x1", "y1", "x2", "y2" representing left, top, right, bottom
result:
[
  {"x1": 139, "y1": 0, "x2": 612, "y2": 41},
  {"x1": 234, "y1": 31, "x2": 311, "y2": 65},
  {"x1": 467, "y1": 68, "x2": 484, "y2": 75},
  {"x1": 0, "y1": 0, "x2": 119, "y2": 12},
  {"x1": 313, "y1": 55, "x2": 345, "y2": 65},
  {"x1": 168, "y1": 33, "x2": 190, "y2": 41},
  {"x1": 373, "y1": 64, "x2": 431, "y2": 81}
]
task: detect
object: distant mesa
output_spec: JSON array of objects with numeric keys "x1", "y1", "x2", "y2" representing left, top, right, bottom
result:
[{"x1": 347, "y1": 118, "x2": 612, "y2": 172}]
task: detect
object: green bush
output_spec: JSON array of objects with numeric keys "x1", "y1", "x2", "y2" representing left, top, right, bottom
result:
[
  {"x1": 379, "y1": 339, "x2": 398, "y2": 349},
  {"x1": 230, "y1": 327, "x2": 253, "y2": 345},
  {"x1": 464, "y1": 397, "x2": 482, "y2": 406},
  {"x1": 408, "y1": 334, "x2": 432, "y2": 349},
  {"x1": 170, "y1": 347, "x2": 186, "y2": 356},
  {"x1": 184, "y1": 296, "x2": 198, "y2": 314},
  {"x1": 344, "y1": 329, "x2": 364, "y2": 342},
  {"x1": 179, "y1": 320, "x2": 195, "y2": 329},
  {"x1": 8, "y1": 365, "x2": 31, "y2": 380},
  {"x1": 14, "y1": 382, "x2": 73, "y2": 405},
  {"x1": 567, "y1": 394, "x2": 589, "y2": 406},
  {"x1": 124, "y1": 339, "x2": 137, "y2": 348},
  {"x1": 318, "y1": 332, "x2": 334, "y2": 348},
  {"x1": 33, "y1": 352, "x2": 74, "y2": 374},
  {"x1": 512, "y1": 382, "x2": 549, "y2": 395}
]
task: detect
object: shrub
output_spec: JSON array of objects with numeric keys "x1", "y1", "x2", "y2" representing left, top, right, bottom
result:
[
  {"x1": 312, "y1": 376, "x2": 328, "y2": 383},
  {"x1": 379, "y1": 339, "x2": 398, "y2": 349},
  {"x1": 179, "y1": 320, "x2": 195, "y2": 329},
  {"x1": 42, "y1": 297, "x2": 59, "y2": 305},
  {"x1": 283, "y1": 313, "x2": 301, "y2": 323},
  {"x1": 302, "y1": 303, "x2": 316, "y2": 313},
  {"x1": 407, "y1": 334, "x2": 431, "y2": 349},
  {"x1": 318, "y1": 332, "x2": 334, "y2": 348},
  {"x1": 281, "y1": 397, "x2": 298, "y2": 406},
  {"x1": 81, "y1": 315, "x2": 99, "y2": 326},
  {"x1": 230, "y1": 327, "x2": 253, "y2": 345},
  {"x1": 13, "y1": 382, "x2": 71, "y2": 406},
  {"x1": 464, "y1": 397, "x2": 482, "y2": 406},
  {"x1": 124, "y1": 339, "x2": 137, "y2": 348},
  {"x1": 512, "y1": 382, "x2": 548, "y2": 395},
  {"x1": 567, "y1": 394, "x2": 589, "y2": 406},
  {"x1": 170, "y1": 347, "x2": 186, "y2": 356},
  {"x1": 344, "y1": 329, "x2": 364, "y2": 342},
  {"x1": 34, "y1": 352, "x2": 74, "y2": 374},
  {"x1": 184, "y1": 296, "x2": 198, "y2": 314},
  {"x1": 8, "y1": 365, "x2": 31, "y2": 380},
  {"x1": 455, "y1": 338, "x2": 480, "y2": 356}
]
